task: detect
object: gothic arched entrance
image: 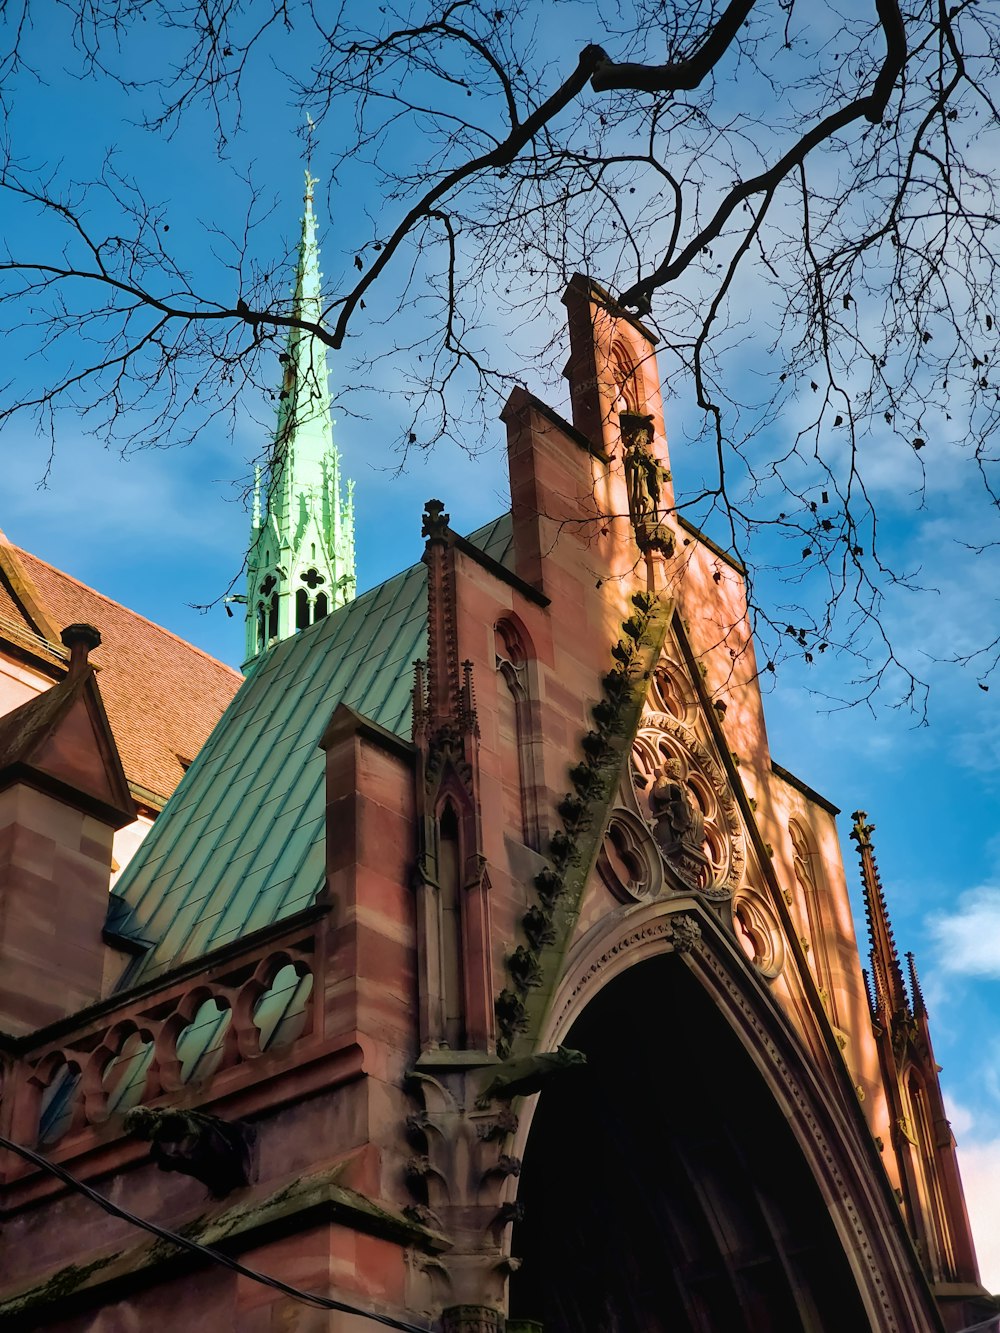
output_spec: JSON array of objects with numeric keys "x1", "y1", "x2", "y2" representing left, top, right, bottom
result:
[{"x1": 508, "y1": 950, "x2": 870, "y2": 1331}]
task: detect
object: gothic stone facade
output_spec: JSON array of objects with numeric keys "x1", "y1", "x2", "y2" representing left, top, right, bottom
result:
[{"x1": 0, "y1": 278, "x2": 989, "y2": 1332}]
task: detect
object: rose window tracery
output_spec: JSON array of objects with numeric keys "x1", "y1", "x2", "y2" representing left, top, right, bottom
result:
[
  {"x1": 648, "y1": 657, "x2": 696, "y2": 726},
  {"x1": 630, "y1": 713, "x2": 744, "y2": 899}
]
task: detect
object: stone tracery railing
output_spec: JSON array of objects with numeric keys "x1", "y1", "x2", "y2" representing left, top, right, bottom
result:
[{"x1": 17, "y1": 945, "x2": 316, "y2": 1152}]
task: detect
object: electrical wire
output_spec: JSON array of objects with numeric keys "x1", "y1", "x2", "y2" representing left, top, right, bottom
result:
[{"x1": 0, "y1": 1133, "x2": 431, "y2": 1333}]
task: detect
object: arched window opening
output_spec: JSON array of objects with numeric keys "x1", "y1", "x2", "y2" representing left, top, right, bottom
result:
[
  {"x1": 254, "y1": 964, "x2": 314, "y2": 1051},
  {"x1": 314, "y1": 592, "x2": 328, "y2": 620},
  {"x1": 296, "y1": 587, "x2": 310, "y2": 631},
  {"x1": 103, "y1": 1032, "x2": 155, "y2": 1117},
  {"x1": 176, "y1": 998, "x2": 232, "y2": 1085},
  {"x1": 257, "y1": 603, "x2": 267, "y2": 652},
  {"x1": 495, "y1": 618, "x2": 539, "y2": 849},
  {"x1": 907, "y1": 1071, "x2": 955, "y2": 1280},
  {"x1": 38, "y1": 1061, "x2": 82, "y2": 1145},
  {"x1": 610, "y1": 339, "x2": 642, "y2": 416},
  {"x1": 789, "y1": 820, "x2": 839, "y2": 1025},
  {"x1": 510, "y1": 955, "x2": 870, "y2": 1330},
  {"x1": 267, "y1": 595, "x2": 278, "y2": 641},
  {"x1": 438, "y1": 802, "x2": 465, "y2": 1049}
]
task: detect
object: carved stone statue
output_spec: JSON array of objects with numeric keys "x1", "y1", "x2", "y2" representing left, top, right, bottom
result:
[
  {"x1": 651, "y1": 757, "x2": 703, "y2": 844},
  {"x1": 620, "y1": 412, "x2": 673, "y2": 553},
  {"x1": 649, "y1": 757, "x2": 709, "y2": 884}
]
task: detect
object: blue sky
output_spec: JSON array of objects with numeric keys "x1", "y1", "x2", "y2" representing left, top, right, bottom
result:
[{"x1": 2, "y1": 0, "x2": 999, "y2": 1289}]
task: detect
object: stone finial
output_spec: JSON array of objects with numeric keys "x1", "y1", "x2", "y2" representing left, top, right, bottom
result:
[
  {"x1": 60, "y1": 623, "x2": 102, "y2": 676},
  {"x1": 850, "y1": 809, "x2": 874, "y2": 847},
  {"x1": 421, "y1": 498, "x2": 450, "y2": 541},
  {"x1": 851, "y1": 807, "x2": 908, "y2": 1019}
]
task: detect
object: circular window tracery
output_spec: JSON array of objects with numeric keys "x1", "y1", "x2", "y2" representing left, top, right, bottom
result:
[
  {"x1": 649, "y1": 658, "x2": 696, "y2": 725},
  {"x1": 630, "y1": 714, "x2": 743, "y2": 899},
  {"x1": 732, "y1": 891, "x2": 784, "y2": 978},
  {"x1": 597, "y1": 810, "x2": 663, "y2": 903}
]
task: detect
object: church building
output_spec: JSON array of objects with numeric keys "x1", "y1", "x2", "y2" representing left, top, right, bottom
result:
[{"x1": 0, "y1": 181, "x2": 994, "y2": 1332}]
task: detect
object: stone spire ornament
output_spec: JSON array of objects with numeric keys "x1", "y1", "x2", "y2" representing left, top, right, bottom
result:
[
  {"x1": 851, "y1": 809, "x2": 907, "y2": 1020},
  {"x1": 244, "y1": 169, "x2": 356, "y2": 664}
]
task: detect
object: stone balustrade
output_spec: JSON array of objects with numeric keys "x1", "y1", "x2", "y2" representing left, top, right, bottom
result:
[{"x1": 11, "y1": 943, "x2": 316, "y2": 1156}]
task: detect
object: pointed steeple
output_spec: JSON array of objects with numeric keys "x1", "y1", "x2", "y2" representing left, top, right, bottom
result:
[
  {"x1": 906, "y1": 951, "x2": 927, "y2": 1019},
  {"x1": 245, "y1": 171, "x2": 356, "y2": 664},
  {"x1": 850, "y1": 809, "x2": 908, "y2": 1020},
  {"x1": 850, "y1": 809, "x2": 983, "y2": 1290}
]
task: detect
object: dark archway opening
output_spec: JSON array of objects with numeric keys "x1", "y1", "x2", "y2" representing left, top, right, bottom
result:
[{"x1": 509, "y1": 951, "x2": 869, "y2": 1332}]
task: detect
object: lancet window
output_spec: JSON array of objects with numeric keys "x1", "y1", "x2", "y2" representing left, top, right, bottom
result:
[
  {"x1": 789, "y1": 819, "x2": 839, "y2": 1025},
  {"x1": 495, "y1": 617, "x2": 540, "y2": 849},
  {"x1": 437, "y1": 801, "x2": 465, "y2": 1049},
  {"x1": 295, "y1": 567, "x2": 328, "y2": 631},
  {"x1": 610, "y1": 339, "x2": 642, "y2": 416},
  {"x1": 256, "y1": 573, "x2": 279, "y2": 652},
  {"x1": 905, "y1": 1069, "x2": 956, "y2": 1280}
]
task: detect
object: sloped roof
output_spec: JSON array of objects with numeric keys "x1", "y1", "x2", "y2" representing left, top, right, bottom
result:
[
  {"x1": 0, "y1": 659, "x2": 134, "y2": 826},
  {"x1": 112, "y1": 514, "x2": 514, "y2": 986},
  {"x1": 0, "y1": 540, "x2": 242, "y2": 805}
]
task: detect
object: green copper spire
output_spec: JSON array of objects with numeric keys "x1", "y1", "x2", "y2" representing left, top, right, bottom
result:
[{"x1": 245, "y1": 172, "x2": 356, "y2": 665}]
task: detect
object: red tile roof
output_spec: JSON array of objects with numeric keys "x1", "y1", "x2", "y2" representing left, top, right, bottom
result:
[{"x1": 0, "y1": 542, "x2": 241, "y2": 805}]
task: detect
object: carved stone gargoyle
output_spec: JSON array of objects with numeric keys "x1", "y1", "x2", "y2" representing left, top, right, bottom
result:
[
  {"x1": 475, "y1": 1046, "x2": 587, "y2": 1108},
  {"x1": 124, "y1": 1105, "x2": 255, "y2": 1198}
]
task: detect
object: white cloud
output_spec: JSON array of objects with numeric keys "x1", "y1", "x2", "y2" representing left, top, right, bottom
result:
[
  {"x1": 945, "y1": 1098, "x2": 1000, "y2": 1293},
  {"x1": 957, "y1": 1136, "x2": 1000, "y2": 1294},
  {"x1": 947, "y1": 1095, "x2": 976, "y2": 1138},
  {"x1": 929, "y1": 888, "x2": 1000, "y2": 978}
]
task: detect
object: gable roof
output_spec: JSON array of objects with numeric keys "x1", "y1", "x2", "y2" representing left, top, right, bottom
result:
[
  {"x1": 111, "y1": 514, "x2": 514, "y2": 987},
  {"x1": 0, "y1": 538, "x2": 242, "y2": 806},
  {"x1": 0, "y1": 658, "x2": 135, "y2": 827}
]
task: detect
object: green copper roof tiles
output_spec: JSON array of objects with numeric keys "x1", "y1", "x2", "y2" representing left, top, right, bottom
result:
[{"x1": 112, "y1": 514, "x2": 514, "y2": 987}]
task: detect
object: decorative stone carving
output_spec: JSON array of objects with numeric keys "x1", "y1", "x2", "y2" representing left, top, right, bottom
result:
[
  {"x1": 621, "y1": 412, "x2": 674, "y2": 555},
  {"x1": 695, "y1": 946, "x2": 902, "y2": 1332},
  {"x1": 421, "y1": 498, "x2": 450, "y2": 540},
  {"x1": 475, "y1": 1047, "x2": 587, "y2": 1108},
  {"x1": 630, "y1": 713, "x2": 744, "y2": 899},
  {"x1": 124, "y1": 1105, "x2": 254, "y2": 1198},
  {"x1": 649, "y1": 755, "x2": 709, "y2": 882},
  {"x1": 549, "y1": 913, "x2": 695, "y2": 1037},
  {"x1": 731, "y1": 890, "x2": 785, "y2": 978},
  {"x1": 597, "y1": 809, "x2": 662, "y2": 903},
  {"x1": 442, "y1": 1305, "x2": 505, "y2": 1333},
  {"x1": 649, "y1": 656, "x2": 696, "y2": 724},
  {"x1": 508, "y1": 946, "x2": 544, "y2": 994},
  {"x1": 479, "y1": 1153, "x2": 522, "y2": 1185},
  {"x1": 522, "y1": 905, "x2": 557, "y2": 952},
  {"x1": 476, "y1": 1108, "x2": 519, "y2": 1142},
  {"x1": 671, "y1": 913, "x2": 702, "y2": 954}
]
